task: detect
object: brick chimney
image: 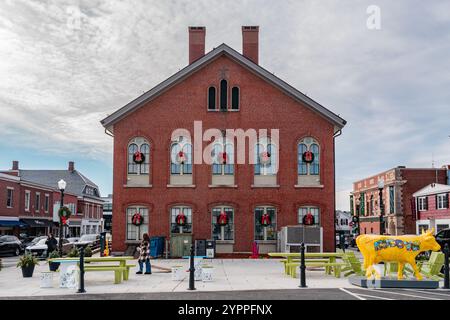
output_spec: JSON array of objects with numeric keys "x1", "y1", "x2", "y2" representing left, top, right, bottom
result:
[
  {"x1": 68, "y1": 161, "x2": 75, "y2": 172},
  {"x1": 188, "y1": 26, "x2": 206, "y2": 64},
  {"x1": 12, "y1": 161, "x2": 19, "y2": 171},
  {"x1": 242, "y1": 26, "x2": 259, "y2": 64}
]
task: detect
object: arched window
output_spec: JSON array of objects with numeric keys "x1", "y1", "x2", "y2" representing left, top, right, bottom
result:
[
  {"x1": 254, "y1": 206, "x2": 277, "y2": 241},
  {"x1": 231, "y1": 87, "x2": 239, "y2": 110},
  {"x1": 170, "y1": 206, "x2": 192, "y2": 234},
  {"x1": 297, "y1": 137, "x2": 320, "y2": 176},
  {"x1": 255, "y1": 137, "x2": 277, "y2": 176},
  {"x1": 220, "y1": 79, "x2": 228, "y2": 111},
  {"x1": 170, "y1": 137, "x2": 192, "y2": 175},
  {"x1": 126, "y1": 206, "x2": 149, "y2": 241},
  {"x1": 208, "y1": 87, "x2": 216, "y2": 110},
  {"x1": 212, "y1": 206, "x2": 234, "y2": 241},
  {"x1": 212, "y1": 138, "x2": 234, "y2": 176},
  {"x1": 128, "y1": 138, "x2": 150, "y2": 175}
]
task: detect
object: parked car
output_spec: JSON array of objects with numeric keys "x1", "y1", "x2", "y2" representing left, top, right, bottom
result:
[
  {"x1": 21, "y1": 235, "x2": 46, "y2": 249},
  {"x1": 0, "y1": 235, "x2": 24, "y2": 256},
  {"x1": 79, "y1": 234, "x2": 100, "y2": 248},
  {"x1": 435, "y1": 228, "x2": 450, "y2": 252},
  {"x1": 25, "y1": 238, "x2": 73, "y2": 258},
  {"x1": 66, "y1": 237, "x2": 80, "y2": 244}
]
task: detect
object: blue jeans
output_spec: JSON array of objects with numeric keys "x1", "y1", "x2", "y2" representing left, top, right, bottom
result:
[{"x1": 138, "y1": 259, "x2": 151, "y2": 273}]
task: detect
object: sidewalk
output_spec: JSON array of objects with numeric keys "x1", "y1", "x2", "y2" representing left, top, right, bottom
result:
[{"x1": 0, "y1": 258, "x2": 351, "y2": 297}]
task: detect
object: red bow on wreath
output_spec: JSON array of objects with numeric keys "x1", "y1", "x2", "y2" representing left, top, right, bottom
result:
[
  {"x1": 61, "y1": 216, "x2": 68, "y2": 225},
  {"x1": 302, "y1": 151, "x2": 314, "y2": 163},
  {"x1": 260, "y1": 151, "x2": 271, "y2": 165},
  {"x1": 133, "y1": 151, "x2": 145, "y2": 164},
  {"x1": 303, "y1": 212, "x2": 315, "y2": 226},
  {"x1": 218, "y1": 152, "x2": 227, "y2": 164},
  {"x1": 132, "y1": 213, "x2": 144, "y2": 226},
  {"x1": 175, "y1": 213, "x2": 187, "y2": 227},
  {"x1": 177, "y1": 151, "x2": 186, "y2": 164},
  {"x1": 218, "y1": 212, "x2": 228, "y2": 226},
  {"x1": 261, "y1": 213, "x2": 271, "y2": 226}
]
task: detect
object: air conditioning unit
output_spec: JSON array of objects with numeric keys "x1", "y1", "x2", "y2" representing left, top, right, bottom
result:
[{"x1": 279, "y1": 225, "x2": 323, "y2": 253}]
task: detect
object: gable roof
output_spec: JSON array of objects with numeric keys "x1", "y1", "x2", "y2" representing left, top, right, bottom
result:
[
  {"x1": 413, "y1": 183, "x2": 450, "y2": 197},
  {"x1": 101, "y1": 43, "x2": 346, "y2": 133},
  {"x1": 18, "y1": 170, "x2": 101, "y2": 199}
]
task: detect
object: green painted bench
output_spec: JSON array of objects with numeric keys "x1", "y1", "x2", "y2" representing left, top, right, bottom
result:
[
  {"x1": 286, "y1": 262, "x2": 347, "y2": 278},
  {"x1": 84, "y1": 264, "x2": 136, "y2": 283}
]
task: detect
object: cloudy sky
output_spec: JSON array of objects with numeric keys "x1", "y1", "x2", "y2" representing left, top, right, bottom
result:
[{"x1": 1, "y1": 0, "x2": 449, "y2": 209}]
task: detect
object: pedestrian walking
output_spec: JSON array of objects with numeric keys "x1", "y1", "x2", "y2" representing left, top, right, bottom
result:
[{"x1": 136, "y1": 233, "x2": 152, "y2": 274}]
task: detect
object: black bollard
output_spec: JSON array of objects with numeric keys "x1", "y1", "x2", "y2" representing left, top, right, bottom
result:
[
  {"x1": 77, "y1": 245, "x2": 86, "y2": 293},
  {"x1": 188, "y1": 244, "x2": 196, "y2": 290},
  {"x1": 299, "y1": 242, "x2": 307, "y2": 288},
  {"x1": 444, "y1": 243, "x2": 449, "y2": 290}
]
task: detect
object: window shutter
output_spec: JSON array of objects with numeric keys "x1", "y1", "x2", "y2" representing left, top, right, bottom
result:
[
  {"x1": 435, "y1": 195, "x2": 438, "y2": 210},
  {"x1": 425, "y1": 197, "x2": 429, "y2": 211},
  {"x1": 447, "y1": 193, "x2": 449, "y2": 209},
  {"x1": 411, "y1": 198, "x2": 417, "y2": 221}
]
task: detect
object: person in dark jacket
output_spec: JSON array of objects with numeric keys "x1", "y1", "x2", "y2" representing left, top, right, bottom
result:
[
  {"x1": 136, "y1": 233, "x2": 152, "y2": 274},
  {"x1": 45, "y1": 233, "x2": 58, "y2": 256}
]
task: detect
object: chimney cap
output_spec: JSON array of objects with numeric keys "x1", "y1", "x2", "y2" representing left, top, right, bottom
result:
[
  {"x1": 188, "y1": 26, "x2": 206, "y2": 31},
  {"x1": 242, "y1": 26, "x2": 259, "y2": 31}
]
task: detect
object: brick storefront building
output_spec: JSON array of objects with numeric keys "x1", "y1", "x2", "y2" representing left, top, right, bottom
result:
[
  {"x1": 351, "y1": 166, "x2": 448, "y2": 236},
  {"x1": 1, "y1": 161, "x2": 104, "y2": 237},
  {"x1": 102, "y1": 26, "x2": 346, "y2": 254}
]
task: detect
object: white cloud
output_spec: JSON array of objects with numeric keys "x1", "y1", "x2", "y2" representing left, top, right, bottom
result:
[{"x1": 0, "y1": 0, "x2": 449, "y2": 198}]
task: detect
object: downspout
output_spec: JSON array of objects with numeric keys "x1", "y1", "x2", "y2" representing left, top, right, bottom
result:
[{"x1": 333, "y1": 129, "x2": 343, "y2": 251}]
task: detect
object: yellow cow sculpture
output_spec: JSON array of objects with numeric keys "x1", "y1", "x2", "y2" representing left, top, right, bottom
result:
[{"x1": 356, "y1": 228, "x2": 441, "y2": 280}]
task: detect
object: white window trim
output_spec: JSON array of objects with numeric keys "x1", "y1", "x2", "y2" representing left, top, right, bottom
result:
[
  {"x1": 25, "y1": 190, "x2": 31, "y2": 211},
  {"x1": 6, "y1": 187, "x2": 14, "y2": 208},
  {"x1": 418, "y1": 197, "x2": 427, "y2": 211},
  {"x1": 437, "y1": 194, "x2": 447, "y2": 210}
]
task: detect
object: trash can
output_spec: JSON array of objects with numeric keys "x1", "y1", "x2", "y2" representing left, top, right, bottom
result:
[
  {"x1": 171, "y1": 266, "x2": 184, "y2": 281},
  {"x1": 40, "y1": 272, "x2": 53, "y2": 288},
  {"x1": 157, "y1": 236, "x2": 165, "y2": 257},
  {"x1": 195, "y1": 239, "x2": 207, "y2": 256},
  {"x1": 206, "y1": 239, "x2": 216, "y2": 258},
  {"x1": 150, "y1": 237, "x2": 159, "y2": 257}
]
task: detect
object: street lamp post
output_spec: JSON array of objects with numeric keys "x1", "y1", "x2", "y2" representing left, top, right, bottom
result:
[
  {"x1": 58, "y1": 179, "x2": 67, "y2": 256},
  {"x1": 378, "y1": 179, "x2": 385, "y2": 235},
  {"x1": 355, "y1": 198, "x2": 361, "y2": 237}
]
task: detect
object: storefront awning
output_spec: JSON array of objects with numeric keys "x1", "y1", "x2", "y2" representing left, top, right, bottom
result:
[
  {"x1": 67, "y1": 220, "x2": 81, "y2": 226},
  {"x1": 0, "y1": 220, "x2": 27, "y2": 227},
  {"x1": 20, "y1": 219, "x2": 54, "y2": 228}
]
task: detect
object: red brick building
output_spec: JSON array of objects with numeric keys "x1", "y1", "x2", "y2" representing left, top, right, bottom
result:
[
  {"x1": 1, "y1": 161, "x2": 104, "y2": 237},
  {"x1": 351, "y1": 166, "x2": 448, "y2": 236},
  {"x1": 101, "y1": 26, "x2": 346, "y2": 255}
]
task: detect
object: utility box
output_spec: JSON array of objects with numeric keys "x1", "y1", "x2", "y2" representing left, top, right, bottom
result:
[
  {"x1": 205, "y1": 239, "x2": 216, "y2": 258},
  {"x1": 170, "y1": 234, "x2": 192, "y2": 258},
  {"x1": 195, "y1": 239, "x2": 207, "y2": 256},
  {"x1": 279, "y1": 225, "x2": 323, "y2": 253}
]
